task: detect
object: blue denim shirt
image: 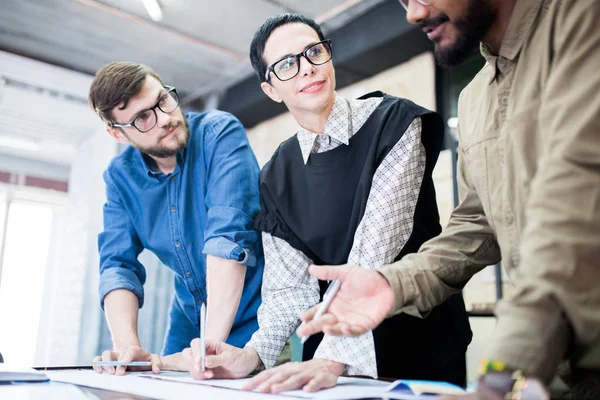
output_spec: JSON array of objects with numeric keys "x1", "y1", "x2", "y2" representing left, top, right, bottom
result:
[{"x1": 98, "y1": 111, "x2": 263, "y2": 354}]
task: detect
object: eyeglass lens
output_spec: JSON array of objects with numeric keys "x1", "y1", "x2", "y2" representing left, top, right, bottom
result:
[
  {"x1": 273, "y1": 42, "x2": 332, "y2": 81},
  {"x1": 134, "y1": 90, "x2": 179, "y2": 132}
]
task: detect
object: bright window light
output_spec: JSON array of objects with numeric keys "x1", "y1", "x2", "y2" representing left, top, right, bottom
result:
[{"x1": 0, "y1": 202, "x2": 53, "y2": 366}]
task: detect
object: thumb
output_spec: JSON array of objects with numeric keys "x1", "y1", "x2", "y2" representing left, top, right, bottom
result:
[{"x1": 308, "y1": 264, "x2": 347, "y2": 281}]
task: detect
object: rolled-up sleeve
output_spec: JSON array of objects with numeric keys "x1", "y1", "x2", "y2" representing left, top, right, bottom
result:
[
  {"x1": 98, "y1": 170, "x2": 146, "y2": 309},
  {"x1": 201, "y1": 113, "x2": 261, "y2": 267}
]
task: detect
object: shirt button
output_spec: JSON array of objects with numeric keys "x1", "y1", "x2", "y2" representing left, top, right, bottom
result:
[
  {"x1": 500, "y1": 96, "x2": 509, "y2": 106},
  {"x1": 186, "y1": 272, "x2": 191, "y2": 277},
  {"x1": 175, "y1": 241, "x2": 181, "y2": 247},
  {"x1": 506, "y1": 214, "x2": 513, "y2": 224},
  {"x1": 171, "y1": 206, "x2": 176, "y2": 212},
  {"x1": 170, "y1": 176, "x2": 175, "y2": 180},
  {"x1": 498, "y1": 57, "x2": 506, "y2": 68}
]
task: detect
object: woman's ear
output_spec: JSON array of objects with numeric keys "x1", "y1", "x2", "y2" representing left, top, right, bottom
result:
[{"x1": 260, "y1": 81, "x2": 283, "y2": 103}]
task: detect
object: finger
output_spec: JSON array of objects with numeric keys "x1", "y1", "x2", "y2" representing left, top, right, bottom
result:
[
  {"x1": 347, "y1": 325, "x2": 368, "y2": 337},
  {"x1": 256, "y1": 372, "x2": 292, "y2": 393},
  {"x1": 303, "y1": 371, "x2": 337, "y2": 392},
  {"x1": 307, "y1": 264, "x2": 346, "y2": 281},
  {"x1": 190, "y1": 338, "x2": 202, "y2": 364},
  {"x1": 184, "y1": 348, "x2": 202, "y2": 379},
  {"x1": 243, "y1": 369, "x2": 275, "y2": 390},
  {"x1": 151, "y1": 354, "x2": 162, "y2": 374},
  {"x1": 299, "y1": 303, "x2": 320, "y2": 322},
  {"x1": 298, "y1": 314, "x2": 339, "y2": 337},
  {"x1": 116, "y1": 348, "x2": 135, "y2": 376},
  {"x1": 190, "y1": 368, "x2": 213, "y2": 380},
  {"x1": 271, "y1": 371, "x2": 313, "y2": 393},
  {"x1": 322, "y1": 321, "x2": 365, "y2": 337},
  {"x1": 101, "y1": 350, "x2": 117, "y2": 375},
  {"x1": 183, "y1": 348, "x2": 194, "y2": 372},
  {"x1": 92, "y1": 356, "x2": 103, "y2": 374}
]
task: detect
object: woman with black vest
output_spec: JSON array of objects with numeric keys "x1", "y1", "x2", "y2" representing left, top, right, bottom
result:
[{"x1": 180, "y1": 13, "x2": 472, "y2": 394}]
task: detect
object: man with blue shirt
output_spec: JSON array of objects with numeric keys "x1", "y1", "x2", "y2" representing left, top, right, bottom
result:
[{"x1": 88, "y1": 62, "x2": 263, "y2": 374}]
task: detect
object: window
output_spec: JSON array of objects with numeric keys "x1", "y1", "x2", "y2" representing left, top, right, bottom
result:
[{"x1": 0, "y1": 187, "x2": 66, "y2": 365}]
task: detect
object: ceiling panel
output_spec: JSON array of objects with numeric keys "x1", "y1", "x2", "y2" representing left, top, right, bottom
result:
[
  {"x1": 0, "y1": 0, "x2": 386, "y2": 108},
  {"x1": 0, "y1": 0, "x2": 245, "y2": 96}
]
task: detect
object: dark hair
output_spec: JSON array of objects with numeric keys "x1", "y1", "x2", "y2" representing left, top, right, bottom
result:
[
  {"x1": 88, "y1": 62, "x2": 163, "y2": 123},
  {"x1": 249, "y1": 13, "x2": 325, "y2": 82}
]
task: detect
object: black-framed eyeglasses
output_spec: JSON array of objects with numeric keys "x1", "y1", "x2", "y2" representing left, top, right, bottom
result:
[
  {"x1": 109, "y1": 86, "x2": 180, "y2": 133},
  {"x1": 264, "y1": 40, "x2": 333, "y2": 82}
]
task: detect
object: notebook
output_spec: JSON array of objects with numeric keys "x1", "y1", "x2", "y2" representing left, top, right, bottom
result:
[
  {"x1": 0, "y1": 364, "x2": 50, "y2": 382},
  {"x1": 387, "y1": 379, "x2": 467, "y2": 396}
]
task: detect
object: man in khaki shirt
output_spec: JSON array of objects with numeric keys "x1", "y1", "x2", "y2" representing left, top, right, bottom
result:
[{"x1": 298, "y1": 0, "x2": 600, "y2": 397}]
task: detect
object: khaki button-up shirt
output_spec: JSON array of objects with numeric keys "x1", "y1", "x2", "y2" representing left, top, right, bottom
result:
[{"x1": 380, "y1": 0, "x2": 600, "y2": 382}]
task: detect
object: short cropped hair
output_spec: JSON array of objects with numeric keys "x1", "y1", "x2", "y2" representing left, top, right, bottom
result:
[{"x1": 249, "y1": 13, "x2": 325, "y2": 82}]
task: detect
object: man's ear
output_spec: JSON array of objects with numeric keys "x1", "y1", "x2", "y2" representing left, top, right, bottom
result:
[
  {"x1": 260, "y1": 81, "x2": 283, "y2": 103},
  {"x1": 106, "y1": 126, "x2": 130, "y2": 144}
]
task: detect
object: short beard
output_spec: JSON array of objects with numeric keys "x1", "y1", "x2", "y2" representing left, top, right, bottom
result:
[
  {"x1": 429, "y1": 0, "x2": 496, "y2": 66},
  {"x1": 143, "y1": 132, "x2": 187, "y2": 158},
  {"x1": 125, "y1": 116, "x2": 190, "y2": 159}
]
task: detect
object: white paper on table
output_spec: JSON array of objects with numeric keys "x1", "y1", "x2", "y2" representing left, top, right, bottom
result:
[
  {"x1": 47, "y1": 369, "x2": 440, "y2": 400},
  {"x1": 139, "y1": 371, "x2": 434, "y2": 399},
  {"x1": 46, "y1": 369, "x2": 288, "y2": 400}
]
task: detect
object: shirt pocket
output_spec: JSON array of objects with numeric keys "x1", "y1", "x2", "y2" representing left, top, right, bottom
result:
[
  {"x1": 503, "y1": 101, "x2": 541, "y2": 208},
  {"x1": 461, "y1": 135, "x2": 502, "y2": 229}
]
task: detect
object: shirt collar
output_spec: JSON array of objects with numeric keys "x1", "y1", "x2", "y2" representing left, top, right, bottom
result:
[
  {"x1": 296, "y1": 94, "x2": 351, "y2": 164},
  {"x1": 481, "y1": 0, "x2": 545, "y2": 82},
  {"x1": 136, "y1": 146, "x2": 186, "y2": 178}
]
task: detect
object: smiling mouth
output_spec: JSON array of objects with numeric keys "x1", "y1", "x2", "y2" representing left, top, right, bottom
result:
[
  {"x1": 300, "y1": 80, "x2": 325, "y2": 93},
  {"x1": 423, "y1": 22, "x2": 447, "y2": 41}
]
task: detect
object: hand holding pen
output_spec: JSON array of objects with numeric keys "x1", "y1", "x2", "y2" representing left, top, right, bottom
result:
[
  {"x1": 296, "y1": 264, "x2": 395, "y2": 338},
  {"x1": 300, "y1": 279, "x2": 341, "y2": 344}
]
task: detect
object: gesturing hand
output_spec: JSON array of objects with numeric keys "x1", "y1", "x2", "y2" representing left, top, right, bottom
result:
[{"x1": 296, "y1": 264, "x2": 395, "y2": 338}]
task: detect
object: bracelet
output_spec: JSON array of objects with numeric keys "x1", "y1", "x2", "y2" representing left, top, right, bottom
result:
[{"x1": 478, "y1": 359, "x2": 549, "y2": 400}]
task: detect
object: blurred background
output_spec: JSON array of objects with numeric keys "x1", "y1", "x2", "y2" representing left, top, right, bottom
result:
[{"x1": 0, "y1": 0, "x2": 504, "y2": 382}]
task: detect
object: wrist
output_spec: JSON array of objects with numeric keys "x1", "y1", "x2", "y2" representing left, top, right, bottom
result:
[
  {"x1": 477, "y1": 359, "x2": 550, "y2": 399},
  {"x1": 244, "y1": 346, "x2": 262, "y2": 370},
  {"x1": 113, "y1": 337, "x2": 141, "y2": 350},
  {"x1": 322, "y1": 359, "x2": 346, "y2": 376}
]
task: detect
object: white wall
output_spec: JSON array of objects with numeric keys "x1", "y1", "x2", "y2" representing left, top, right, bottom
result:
[{"x1": 36, "y1": 127, "x2": 117, "y2": 366}]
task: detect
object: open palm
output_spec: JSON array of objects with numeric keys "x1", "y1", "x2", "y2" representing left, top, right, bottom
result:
[{"x1": 297, "y1": 264, "x2": 395, "y2": 337}]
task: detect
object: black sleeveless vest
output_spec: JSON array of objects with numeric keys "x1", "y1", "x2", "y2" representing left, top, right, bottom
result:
[{"x1": 254, "y1": 92, "x2": 472, "y2": 384}]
